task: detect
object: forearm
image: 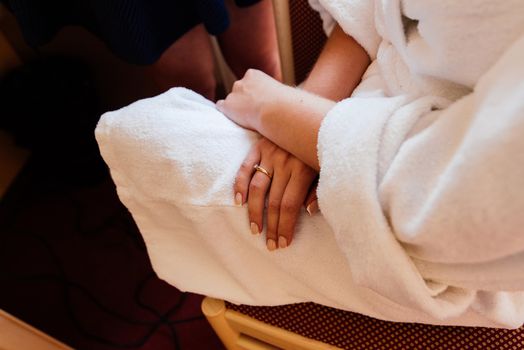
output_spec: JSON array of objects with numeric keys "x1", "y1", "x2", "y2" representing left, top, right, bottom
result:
[
  {"x1": 219, "y1": 24, "x2": 369, "y2": 168},
  {"x1": 301, "y1": 24, "x2": 370, "y2": 100},
  {"x1": 255, "y1": 25, "x2": 368, "y2": 169},
  {"x1": 219, "y1": 24, "x2": 371, "y2": 169},
  {"x1": 256, "y1": 86, "x2": 335, "y2": 171}
]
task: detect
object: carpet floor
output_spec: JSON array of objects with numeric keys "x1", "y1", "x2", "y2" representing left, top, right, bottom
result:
[{"x1": 0, "y1": 157, "x2": 225, "y2": 350}]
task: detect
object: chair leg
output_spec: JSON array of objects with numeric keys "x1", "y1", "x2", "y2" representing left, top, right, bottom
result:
[
  {"x1": 202, "y1": 297, "x2": 242, "y2": 350},
  {"x1": 271, "y1": 0, "x2": 295, "y2": 85}
]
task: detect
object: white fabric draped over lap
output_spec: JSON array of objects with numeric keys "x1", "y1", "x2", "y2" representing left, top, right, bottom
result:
[{"x1": 96, "y1": 0, "x2": 524, "y2": 328}]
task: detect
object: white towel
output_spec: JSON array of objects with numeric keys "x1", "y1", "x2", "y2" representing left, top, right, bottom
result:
[{"x1": 95, "y1": 88, "x2": 381, "y2": 319}]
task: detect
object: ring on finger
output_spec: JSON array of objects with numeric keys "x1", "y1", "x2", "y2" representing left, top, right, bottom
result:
[{"x1": 253, "y1": 164, "x2": 273, "y2": 180}]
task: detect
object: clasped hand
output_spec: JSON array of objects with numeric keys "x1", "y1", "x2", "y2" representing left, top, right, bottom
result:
[{"x1": 217, "y1": 70, "x2": 318, "y2": 251}]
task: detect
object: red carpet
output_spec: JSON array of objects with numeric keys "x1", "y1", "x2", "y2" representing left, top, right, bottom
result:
[{"x1": 0, "y1": 159, "x2": 224, "y2": 350}]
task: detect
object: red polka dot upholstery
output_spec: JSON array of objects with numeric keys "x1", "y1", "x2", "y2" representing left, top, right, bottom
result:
[
  {"x1": 289, "y1": 0, "x2": 327, "y2": 84},
  {"x1": 226, "y1": 302, "x2": 524, "y2": 349}
]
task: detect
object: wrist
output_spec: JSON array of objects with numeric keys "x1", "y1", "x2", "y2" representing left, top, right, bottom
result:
[
  {"x1": 255, "y1": 83, "x2": 288, "y2": 133},
  {"x1": 253, "y1": 84, "x2": 295, "y2": 134}
]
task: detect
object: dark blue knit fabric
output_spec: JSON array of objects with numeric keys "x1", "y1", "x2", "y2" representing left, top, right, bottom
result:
[{"x1": 2, "y1": 0, "x2": 261, "y2": 64}]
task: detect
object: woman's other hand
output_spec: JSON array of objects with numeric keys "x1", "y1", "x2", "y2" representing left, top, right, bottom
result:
[
  {"x1": 234, "y1": 138, "x2": 317, "y2": 251},
  {"x1": 216, "y1": 69, "x2": 283, "y2": 131}
]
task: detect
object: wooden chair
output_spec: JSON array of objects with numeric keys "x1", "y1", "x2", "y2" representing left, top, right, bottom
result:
[
  {"x1": 202, "y1": 297, "x2": 524, "y2": 350},
  {"x1": 0, "y1": 309, "x2": 72, "y2": 350},
  {"x1": 273, "y1": 0, "x2": 326, "y2": 86},
  {"x1": 202, "y1": 298, "x2": 333, "y2": 350}
]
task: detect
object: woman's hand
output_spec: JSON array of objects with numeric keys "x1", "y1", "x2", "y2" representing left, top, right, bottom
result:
[
  {"x1": 235, "y1": 138, "x2": 318, "y2": 251},
  {"x1": 216, "y1": 69, "x2": 283, "y2": 132},
  {"x1": 217, "y1": 69, "x2": 334, "y2": 171}
]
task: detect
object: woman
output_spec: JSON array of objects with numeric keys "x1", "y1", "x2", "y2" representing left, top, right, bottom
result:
[{"x1": 97, "y1": 0, "x2": 524, "y2": 328}]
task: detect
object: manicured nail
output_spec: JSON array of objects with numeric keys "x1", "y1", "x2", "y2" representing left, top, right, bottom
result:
[
  {"x1": 250, "y1": 222, "x2": 260, "y2": 235},
  {"x1": 278, "y1": 236, "x2": 287, "y2": 249},
  {"x1": 306, "y1": 200, "x2": 319, "y2": 216},
  {"x1": 235, "y1": 192, "x2": 242, "y2": 206},
  {"x1": 266, "y1": 239, "x2": 276, "y2": 251}
]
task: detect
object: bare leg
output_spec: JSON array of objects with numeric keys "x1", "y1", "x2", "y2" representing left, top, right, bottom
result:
[
  {"x1": 217, "y1": 0, "x2": 282, "y2": 81},
  {"x1": 147, "y1": 24, "x2": 217, "y2": 100}
]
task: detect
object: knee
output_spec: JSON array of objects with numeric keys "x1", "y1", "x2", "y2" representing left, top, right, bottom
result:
[
  {"x1": 148, "y1": 58, "x2": 217, "y2": 100},
  {"x1": 228, "y1": 50, "x2": 282, "y2": 81},
  {"x1": 147, "y1": 24, "x2": 217, "y2": 100},
  {"x1": 179, "y1": 65, "x2": 217, "y2": 100}
]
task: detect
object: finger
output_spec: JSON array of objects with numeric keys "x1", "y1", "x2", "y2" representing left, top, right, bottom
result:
[
  {"x1": 306, "y1": 199, "x2": 319, "y2": 216},
  {"x1": 216, "y1": 97, "x2": 233, "y2": 116},
  {"x1": 265, "y1": 169, "x2": 290, "y2": 251},
  {"x1": 215, "y1": 99, "x2": 225, "y2": 113},
  {"x1": 214, "y1": 93, "x2": 254, "y2": 129},
  {"x1": 277, "y1": 172, "x2": 314, "y2": 248},
  {"x1": 234, "y1": 147, "x2": 261, "y2": 206},
  {"x1": 231, "y1": 79, "x2": 244, "y2": 92},
  {"x1": 304, "y1": 183, "x2": 317, "y2": 207},
  {"x1": 247, "y1": 166, "x2": 272, "y2": 236},
  {"x1": 304, "y1": 183, "x2": 319, "y2": 216}
]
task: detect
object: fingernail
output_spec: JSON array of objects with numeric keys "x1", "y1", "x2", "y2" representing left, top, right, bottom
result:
[
  {"x1": 306, "y1": 200, "x2": 319, "y2": 216},
  {"x1": 250, "y1": 222, "x2": 260, "y2": 235},
  {"x1": 235, "y1": 192, "x2": 242, "y2": 206},
  {"x1": 266, "y1": 239, "x2": 276, "y2": 251},
  {"x1": 278, "y1": 236, "x2": 287, "y2": 249}
]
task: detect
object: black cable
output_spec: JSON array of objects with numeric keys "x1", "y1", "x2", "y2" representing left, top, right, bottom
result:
[
  {"x1": 133, "y1": 273, "x2": 187, "y2": 350},
  {"x1": 65, "y1": 190, "x2": 146, "y2": 251},
  {"x1": 0, "y1": 197, "x2": 206, "y2": 349}
]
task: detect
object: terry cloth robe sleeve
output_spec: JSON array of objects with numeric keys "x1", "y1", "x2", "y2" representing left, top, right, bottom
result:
[
  {"x1": 317, "y1": 33, "x2": 524, "y2": 326},
  {"x1": 308, "y1": 0, "x2": 380, "y2": 59}
]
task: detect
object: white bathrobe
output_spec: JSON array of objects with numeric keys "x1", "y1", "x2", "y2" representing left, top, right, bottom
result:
[{"x1": 95, "y1": 0, "x2": 524, "y2": 328}]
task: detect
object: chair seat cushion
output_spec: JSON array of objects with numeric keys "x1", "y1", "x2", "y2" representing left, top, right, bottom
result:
[{"x1": 226, "y1": 302, "x2": 524, "y2": 349}]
